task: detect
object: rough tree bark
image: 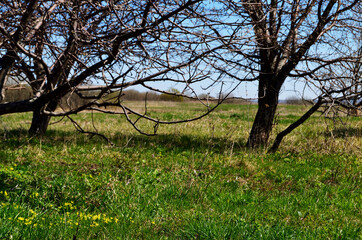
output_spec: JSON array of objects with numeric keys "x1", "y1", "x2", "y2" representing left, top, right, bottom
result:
[
  {"x1": 247, "y1": 75, "x2": 282, "y2": 147},
  {"x1": 28, "y1": 100, "x2": 58, "y2": 136}
]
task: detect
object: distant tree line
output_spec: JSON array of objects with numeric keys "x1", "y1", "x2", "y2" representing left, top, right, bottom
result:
[
  {"x1": 1, "y1": 85, "x2": 32, "y2": 103},
  {"x1": 284, "y1": 97, "x2": 309, "y2": 105},
  {"x1": 2, "y1": 85, "x2": 250, "y2": 107}
]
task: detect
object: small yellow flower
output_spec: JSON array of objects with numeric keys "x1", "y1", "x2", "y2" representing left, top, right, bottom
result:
[
  {"x1": 25, "y1": 220, "x2": 32, "y2": 225},
  {"x1": 29, "y1": 209, "x2": 37, "y2": 216},
  {"x1": 18, "y1": 217, "x2": 25, "y2": 221},
  {"x1": 103, "y1": 217, "x2": 112, "y2": 224},
  {"x1": 90, "y1": 222, "x2": 99, "y2": 227},
  {"x1": 31, "y1": 192, "x2": 39, "y2": 198},
  {"x1": 152, "y1": 221, "x2": 155, "y2": 225}
]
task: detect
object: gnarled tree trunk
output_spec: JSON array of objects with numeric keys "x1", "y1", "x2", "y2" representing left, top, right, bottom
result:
[
  {"x1": 29, "y1": 100, "x2": 58, "y2": 136},
  {"x1": 247, "y1": 76, "x2": 281, "y2": 148}
]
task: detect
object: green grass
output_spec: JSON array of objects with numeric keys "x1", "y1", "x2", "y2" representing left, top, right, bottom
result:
[{"x1": 0, "y1": 102, "x2": 360, "y2": 239}]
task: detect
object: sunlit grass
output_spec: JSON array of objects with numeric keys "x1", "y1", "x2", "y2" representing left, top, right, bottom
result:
[{"x1": 0, "y1": 102, "x2": 360, "y2": 239}]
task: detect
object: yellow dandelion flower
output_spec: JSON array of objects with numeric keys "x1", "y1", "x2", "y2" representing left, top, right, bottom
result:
[
  {"x1": 29, "y1": 209, "x2": 37, "y2": 216},
  {"x1": 90, "y1": 222, "x2": 99, "y2": 227},
  {"x1": 103, "y1": 217, "x2": 112, "y2": 224},
  {"x1": 31, "y1": 192, "x2": 39, "y2": 198},
  {"x1": 18, "y1": 217, "x2": 25, "y2": 221}
]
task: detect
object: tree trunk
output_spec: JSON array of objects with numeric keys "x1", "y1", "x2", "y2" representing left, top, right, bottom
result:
[
  {"x1": 247, "y1": 77, "x2": 281, "y2": 148},
  {"x1": 28, "y1": 100, "x2": 58, "y2": 136}
]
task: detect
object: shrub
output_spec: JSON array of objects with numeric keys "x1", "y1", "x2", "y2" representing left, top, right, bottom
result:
[
  {"x1": 160, "y1": 88, "x2": 184, "y2": 102},
  {"x1": 285, "y1": 96, "x2": 307, "y2": 105}
]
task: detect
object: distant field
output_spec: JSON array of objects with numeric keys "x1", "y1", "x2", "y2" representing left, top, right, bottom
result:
[{"x1": 0, "y1": 101, "x2": 360, "y2": 239}]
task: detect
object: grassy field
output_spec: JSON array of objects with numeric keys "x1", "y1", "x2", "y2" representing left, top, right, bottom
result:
[{"x1": 0, "y1": 101, "x2": 360, "y2": 239}]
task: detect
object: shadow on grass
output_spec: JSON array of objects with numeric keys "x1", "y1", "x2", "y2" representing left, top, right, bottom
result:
[
  {"x1": 0, "y1": 128, "x2": 248, "y2": 154},
  {"x1": 325, "y1": 127, "x2": 361, "y2": 138}
]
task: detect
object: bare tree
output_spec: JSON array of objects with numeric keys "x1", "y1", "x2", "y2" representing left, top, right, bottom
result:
[
  {"x1": 213, "y1": 0, "x2": 361, "y2": 148},
  {"x1": 346, "y1": 42, "x2": 362, "y2": 116},
  {"x1": 0, "y1": 0, "x2": 230, "y2": 136}
]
